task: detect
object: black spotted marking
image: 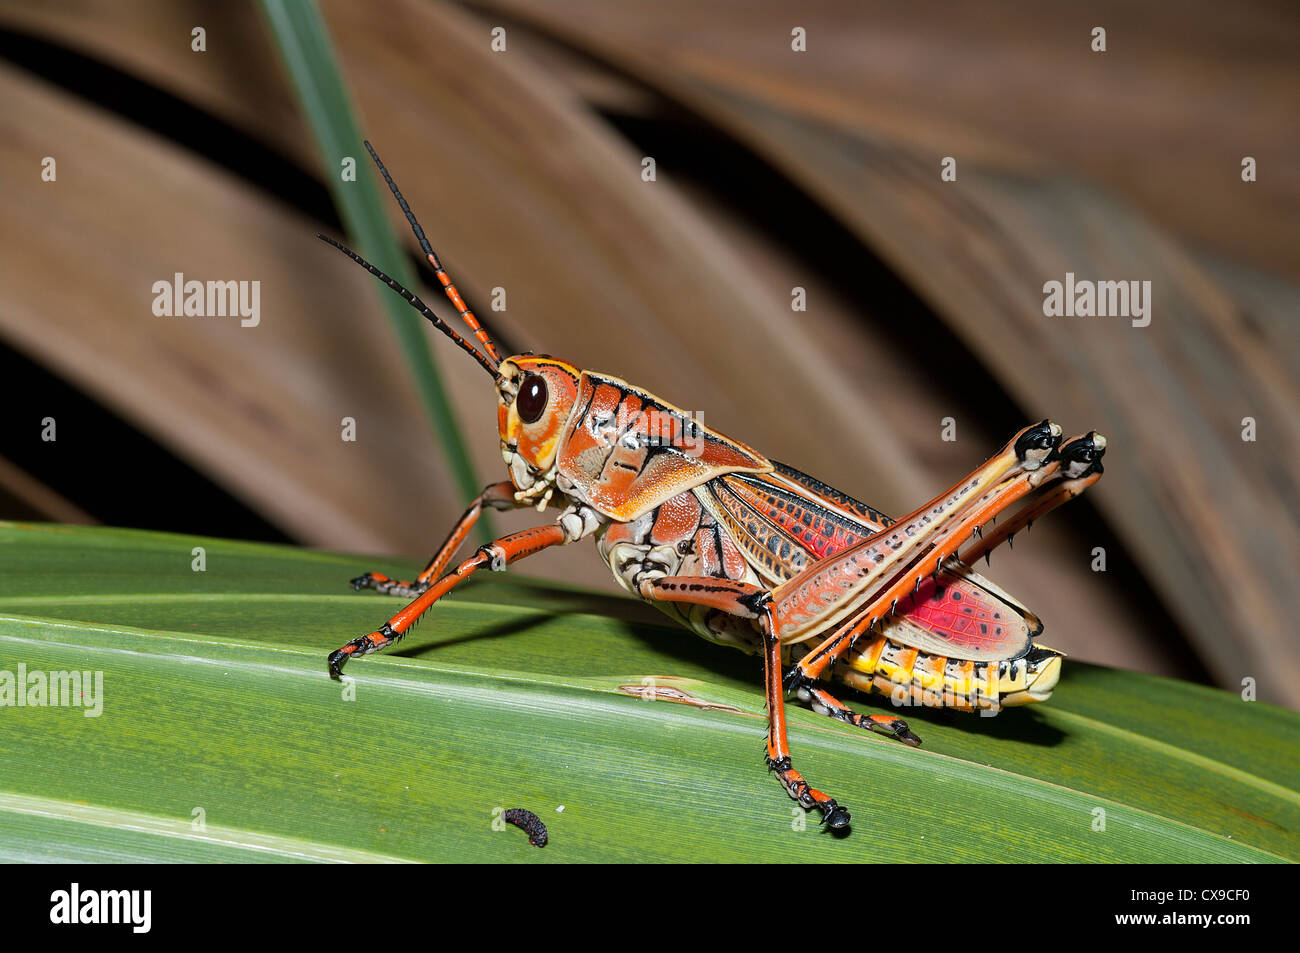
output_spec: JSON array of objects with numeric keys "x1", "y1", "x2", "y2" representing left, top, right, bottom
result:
[
  {"x1": 707, "y1": 479, "x2": 814, "y2": 582},
  {"x1": 770, "y1": 462, "x2": 893, "y2": 528},
  {"x1": 729, "y1": 471, "x2": 885, "y2": 539}
]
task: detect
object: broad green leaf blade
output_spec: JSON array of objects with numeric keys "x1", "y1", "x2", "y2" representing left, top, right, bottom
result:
[
  {"x1": 258, "y1": 0, "x2": 486, "y2": 534},
  {"x1": 0, "y1": 523, "x2": 1296, "y2": 863}
]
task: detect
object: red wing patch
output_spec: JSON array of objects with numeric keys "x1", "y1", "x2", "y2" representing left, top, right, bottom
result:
[
  {"x1": 881, "y1": 570, "x2": 1032, "y2": 662},
  {"x1": 701, "y1": 469, "x2": 1038, "y2": 661}
]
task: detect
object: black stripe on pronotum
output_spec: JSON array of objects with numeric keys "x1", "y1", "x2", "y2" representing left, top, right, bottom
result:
[{"x1": 503, "y1": 808, "x2": 548, "y2": 847}]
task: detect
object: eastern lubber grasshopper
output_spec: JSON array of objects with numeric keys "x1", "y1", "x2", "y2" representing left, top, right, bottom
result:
[{"x1": 319, "y1": 142, "x2": 1107, "y2": 830}]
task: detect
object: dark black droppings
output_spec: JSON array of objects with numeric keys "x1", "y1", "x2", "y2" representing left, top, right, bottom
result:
[{"x1": 503, "y1": 808, "x2": 548, "y2": 847}]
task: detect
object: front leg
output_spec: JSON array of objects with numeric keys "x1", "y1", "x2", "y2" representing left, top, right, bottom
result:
[
  {"x1": 352, "y1": 481, "x2": 519, "y2": 598},
  {"x1": 638, "y1": 575, "x2": 849, "y2": 829},
  {"x1": 330, "y1": 522, "x2": 569, "y2": 678}
]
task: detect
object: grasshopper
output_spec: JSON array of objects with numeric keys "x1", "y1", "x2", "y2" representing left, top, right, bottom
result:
[{"x1": 319, "y1": 142, "x2": 1107, "y2": 829}]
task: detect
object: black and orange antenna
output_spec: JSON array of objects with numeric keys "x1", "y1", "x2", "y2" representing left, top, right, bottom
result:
[
  {"x1": 362, "y1": 140, "x2": 502, "y2": 367},
  {"x1": 316, "y1": 234, "x2": 499, "y2": 379}
]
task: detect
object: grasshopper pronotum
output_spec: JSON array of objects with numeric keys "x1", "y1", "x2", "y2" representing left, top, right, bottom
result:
[{"x1": 318, "y1": 142, "x2": 1107, "y2": 829}]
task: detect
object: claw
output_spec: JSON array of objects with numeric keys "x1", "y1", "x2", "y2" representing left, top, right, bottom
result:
[
  {"x1": 327, "y1": 646, "x2": 352, "y2": 680},
  {"x1": 896, "y1": 726, "x2": 923, "y2": 747},
  {"x1": 821, "y1": 803, "x2": 851, "y2": 830},
  {"x1": 867, "y1": 714, "x2": 923, "y2": 747},
  {"x1": 327, "y1": 629, "x2": 390, "y2": 679}
]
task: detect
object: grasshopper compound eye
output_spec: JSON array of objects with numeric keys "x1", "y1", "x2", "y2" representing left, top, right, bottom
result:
[{"x1": 517, "y1": 374, "x2": 548, "y2": 423}]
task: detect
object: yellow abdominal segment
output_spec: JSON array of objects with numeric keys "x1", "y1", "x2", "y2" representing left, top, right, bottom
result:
[{"x1": 830, "y1": 635, "x2": 1064, "y2": 714}]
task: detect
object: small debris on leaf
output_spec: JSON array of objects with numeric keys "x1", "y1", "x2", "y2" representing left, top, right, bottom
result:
[{"x1": 503, "y1": 808, "x2": 548, "y2": 847}]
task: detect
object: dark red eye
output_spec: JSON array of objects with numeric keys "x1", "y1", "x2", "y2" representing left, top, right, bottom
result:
[{"x1": 516, "y1": 374, "x2": 548, "y2": 423}]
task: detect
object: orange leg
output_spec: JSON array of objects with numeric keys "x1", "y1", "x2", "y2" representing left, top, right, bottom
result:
[
  {"x1": 638, "y1": 575, "x2": 850, "y2": 828},
  {"x1": 961, "y1": 435, "x2": 1106, "y2": 566},
  {"x1": 352, "y1": 481, "x2": 518, "y2": 598},
  {"x1": 329, "y1": 523, "x2": 568, "y2": 678},
  {"x1": 770, "y1": 420, "x2": 1061, "y2": 642},
  {"x1": 791, "y1": 432, "x2": 1106, "y2": 684},
  {"x1": 760, "y1": 623, "x2": 851, "y2": 829}
]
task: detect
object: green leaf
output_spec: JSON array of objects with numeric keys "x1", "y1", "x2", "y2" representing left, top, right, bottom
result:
[
  {"x1": 258, "y1": 0, "x2": 486, "y2": 535},
  {"x1": 0, "y1": 522, "x2": 1296, "y2": 862}
]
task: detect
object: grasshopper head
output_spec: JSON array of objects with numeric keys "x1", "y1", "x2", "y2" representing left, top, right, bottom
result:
[{"x1": 496, "y1": 355, "x2": 581, "y2": 490}]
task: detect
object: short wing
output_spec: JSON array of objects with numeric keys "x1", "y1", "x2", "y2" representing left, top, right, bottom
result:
[
  {"x1": 556, "y1": 371, "x2": 771, "y2": 521},
  {"x1": 878, "y1": 563, "x2": 1037, "y2": 662},
  {"x1": 704, "y1": 464, "x2": 1037, "y2": 661}
]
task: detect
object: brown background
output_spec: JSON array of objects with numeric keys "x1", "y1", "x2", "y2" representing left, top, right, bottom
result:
[{"x1": 1, "y1": 1, "x2": 1297, "y2": 705}]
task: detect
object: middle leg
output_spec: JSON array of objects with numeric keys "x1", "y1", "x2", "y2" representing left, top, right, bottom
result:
[
  {"x1": 796, "y1": 678, "x2": 922, "y2": 747},
  {"x1": 638, "y1": 575, "x2": 851, "y2": 828}
]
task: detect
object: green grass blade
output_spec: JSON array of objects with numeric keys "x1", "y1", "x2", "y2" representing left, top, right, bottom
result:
[
  {"x1": 258, "y1": 0, "x2": 486, "y2": 533},
  {"x1": 1, "y1": 522, "x2": 1296, "y2": 862}
]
